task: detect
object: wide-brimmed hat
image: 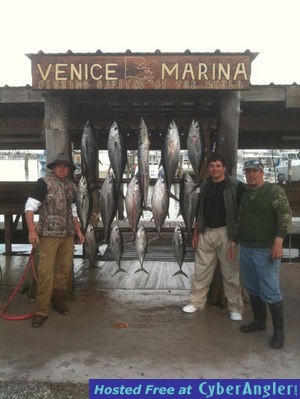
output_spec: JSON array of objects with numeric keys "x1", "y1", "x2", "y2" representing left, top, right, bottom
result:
[
  {"x1": 47, "y1": 153, "x2": 76, "y2": 170},
  {"x1": 243, "y1": 159, "x2": 264, "y2": 171}
]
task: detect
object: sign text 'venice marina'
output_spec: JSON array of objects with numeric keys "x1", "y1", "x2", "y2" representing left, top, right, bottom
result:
[{"x1": 29, "y1": 54, "x2": 253, "y2": 90}]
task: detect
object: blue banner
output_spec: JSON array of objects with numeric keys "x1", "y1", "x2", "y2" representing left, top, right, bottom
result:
[{"x1": 89, "y1": 379, "x2": 299, "y2": 399}]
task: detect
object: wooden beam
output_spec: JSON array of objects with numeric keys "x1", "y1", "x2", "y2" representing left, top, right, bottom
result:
[
  {"x1": 239, "y1": 114, "x2": 300, "y2": 131},
  {"x1": 241, "y1": 85, "x2": 286, "y2": 102},
  {"x1": 0, "y1": 86, "x2": 44, "y2": 103},
  {"x1": 0, "y1": 116, "x2": 43, "y2": 135}
]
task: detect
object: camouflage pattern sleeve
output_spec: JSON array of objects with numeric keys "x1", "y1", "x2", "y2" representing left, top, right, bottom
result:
[{"x1": 271, "y1": 185, "x2": 292, "y2": 237}]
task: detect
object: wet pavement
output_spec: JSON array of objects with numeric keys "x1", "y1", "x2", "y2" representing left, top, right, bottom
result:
[{"x1": 0, "y1": 253, "x2": 299, "y2": 398}]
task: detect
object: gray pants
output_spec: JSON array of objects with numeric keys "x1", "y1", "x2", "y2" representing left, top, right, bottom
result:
[{"x1": 191, "y1": 226, "x2": 243, "y2": 314}]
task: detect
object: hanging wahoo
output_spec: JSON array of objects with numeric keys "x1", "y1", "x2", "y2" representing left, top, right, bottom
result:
[
  {"x1": 179, "y1": 172, "x2": 199, "y2": 235},
  {"x1": 125, "y1": 172, "x2": 143, "y2": 236},
  {"x1": 110, "y1": 224, "x2": 126, "y2": 274},
  {"x1": 138, "y1": 117, "x2": 150, "y2": 209},
  {"x1": 187, "y1": 119, "x2": 205, "y2": 182},
  {"x1": 151, "y1": 167, "x2": 169, "y2": 238},
  {"x1": 172, "y1": 225, "x2": 188, "y2": 278},
  {"x1": 107, "y1": 121, "x2": 127, "y2": 192},
  {"x1": 161, "y1": 120, "x2": 180, "y2": 194},
  {"x1": 99, "y1": 173, "x2": 118, "y2": 243},
  {"x1": 135, "y1": 224, "x2": 149, "y2": 274},
  {"x1": 76, "y1": 175, "x2": 92, "y2": 234},
  {"x1": 81, "y1": 120, "x2": 98, "y2": 189}
]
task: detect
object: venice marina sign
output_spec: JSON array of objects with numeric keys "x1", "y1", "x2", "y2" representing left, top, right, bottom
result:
[{"x1": 28, "y1": 53, "x2": 254, "y2": 90}]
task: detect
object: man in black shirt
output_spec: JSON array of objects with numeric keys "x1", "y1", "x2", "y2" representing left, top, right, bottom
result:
[{"x1": 183, "y1": 154, "x2": 244, "y2": 320}]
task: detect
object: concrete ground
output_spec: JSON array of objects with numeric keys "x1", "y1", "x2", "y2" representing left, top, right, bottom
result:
[{"x1": 0, "y1": 252, "x2": 299, "y2": 398}]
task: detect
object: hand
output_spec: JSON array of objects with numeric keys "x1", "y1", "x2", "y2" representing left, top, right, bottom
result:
[
  {"x1": 28, "y1": 231, "x2": 39, "y2": 247},
  {"x1": 192, "y1": 234, "x2": 198, "y2": 249},
  {"x1": 228, "y1": 241, "x2": 237, "y2": 261},
  {"x1": 271, "y1": 237, "x2": 283, "y2": 260},
  {"x1": 77, "y1": 230, "x2": 85, "y2": 245},
  {"x1": 192, "y1": 226, "x2": 198, "y2": 249}
]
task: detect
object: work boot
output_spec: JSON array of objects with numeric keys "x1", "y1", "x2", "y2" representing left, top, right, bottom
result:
[
  {"x1": 269, "y1": 301, "x2": 284, "y2": 349},
  {"x1": 52, "y1": 289, "x2": 70, "y2": 315},
  {"x1": 31, "y1": 314, "x2": 48, "y2": 328},
  {"x1": 240, "y1": 295, "x2": 266, "y2": 333}
]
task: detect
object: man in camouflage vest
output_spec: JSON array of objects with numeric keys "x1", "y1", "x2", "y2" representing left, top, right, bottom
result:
[
  {"x1": 231, "y1": 159, "x2": 291, "y2": 349},
  {"x1": 25, "y1": 153, "x2": 85, "y2": 328}
]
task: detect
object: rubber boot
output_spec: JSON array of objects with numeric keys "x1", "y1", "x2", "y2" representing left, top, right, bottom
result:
[
  {"x1": 52, "y1": 289, "x2": 70, "y2": 315},
  {"x1": 269, "y1": 301, "x2": 284, "y2": 349},
  {"x1": 240, "y1": 295, "x2": 266, "y2": 333}
]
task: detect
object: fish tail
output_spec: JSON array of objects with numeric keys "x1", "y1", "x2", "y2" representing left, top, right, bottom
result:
[
  {"x1": 173, "y1": 269, "x2": 188, "y2": 278},
  {"x1": 114, "y1": 267, "x2": 127, "y2": 275},
  {"x1": 134, "y1": 266, "x2": 149, "y2": 275}
]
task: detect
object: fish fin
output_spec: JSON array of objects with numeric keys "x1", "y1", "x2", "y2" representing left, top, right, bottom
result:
[{"x1": 173, "y1": 269, "x2": 188, "y2": 278}]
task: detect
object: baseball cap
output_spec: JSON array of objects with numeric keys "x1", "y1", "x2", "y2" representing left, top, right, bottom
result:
[{"x1": 243, "y1": 159, "x2": 264, "y2": 170}]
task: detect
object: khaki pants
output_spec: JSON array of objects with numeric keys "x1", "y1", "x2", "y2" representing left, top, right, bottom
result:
[
  {"x1": 191, "y1": 227, "x2": 243, "y2": 314},
  {"x1": 35, "y1": 236, "x2": 74, "y2": 316}
]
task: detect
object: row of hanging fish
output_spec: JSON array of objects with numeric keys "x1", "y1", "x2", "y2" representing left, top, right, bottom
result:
[{"x1": 76, "y1": 117, "x2": 206, "y2": 273}]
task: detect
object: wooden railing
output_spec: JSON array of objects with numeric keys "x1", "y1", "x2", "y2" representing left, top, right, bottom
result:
[
  {"x1": 0, "y1": 182, "x2": 35, "y2": 254},
  {"x1": 1, "y1": 181, "x2": 300, "y2": 255}
]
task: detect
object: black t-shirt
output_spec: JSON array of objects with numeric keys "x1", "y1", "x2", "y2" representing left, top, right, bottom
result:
[
  {"x1": 204, "y1": 180, "x2": 227, "y2": 228},
  {"x1": 31, "y1": 178, "x2": 48, "y2": 202}
]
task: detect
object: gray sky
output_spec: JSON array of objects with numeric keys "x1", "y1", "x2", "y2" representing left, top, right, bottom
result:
[{"x1": 1, "y1": 0, "x2": 299, "y2": 86}]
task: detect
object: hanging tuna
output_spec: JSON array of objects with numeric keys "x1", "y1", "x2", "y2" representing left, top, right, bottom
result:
[
  {"x1": 76, "y1": 175, "x2": 92, "y2": 234},
  {"x1": 81, "y1": 120, "x2": 98, "y2": 189},
  {"x1": 107, "y1": 121, "x2": 127, "y2": 192},
  {"x1": 110, "y1": 224, "x2": 126, "y2": 274},
  {"x1": 99, "y1": 173, "x2": 118, "y2": 243},
  {"x1": 172, "y1": 225, "x2": 187, "y2": 278},
  {"x1": 137, "y1": 117, "x2": 150, "y2": 209},
  {"x1": 125, "y1": 172, "x2": 143, "y2": 237},
  {"x1": 151, "y1": 167, "x2": 169, "y2": 238},
  {"x1": 83, "y1": 224, "x2": 98, "y2": 268},
  {"x1": 187, "y1": 119, "x2": 205, "y2": 182},
  {"x1": 179, "y1": 172, "x2": 199, "y2": 235},
  {"x1": 161, "y1": 120, "x2": 180, "y2": 194},
  {"x1": 134, "y1": 224, "x2": 149, "y2": 274}
]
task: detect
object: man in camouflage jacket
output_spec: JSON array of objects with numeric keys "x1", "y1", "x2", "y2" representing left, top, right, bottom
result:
[
  {"x1": 230, "y1": 159, "x2": 291, "y2": 349},
  {"x1": 25, "y1": 153, "x2": 85, "y2": 328}
]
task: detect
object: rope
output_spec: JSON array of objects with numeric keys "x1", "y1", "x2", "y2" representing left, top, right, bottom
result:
[{"x1": 0, "y1": 247, "x2": 37, "y2": 321}]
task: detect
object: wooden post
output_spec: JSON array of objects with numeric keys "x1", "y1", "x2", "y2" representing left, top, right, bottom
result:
[
  {"x1": 208, "y1": 91, "x2": 241, "y2": 307},
  {"x1": 4, "y1": 214, "x2": 13, "y2": 255},
  {"x1": 43, "y1": 92, "x2": 72, "y2": 165},
  {"x1": 219, "y1": 91, "x2": 241, "y2": 176}
]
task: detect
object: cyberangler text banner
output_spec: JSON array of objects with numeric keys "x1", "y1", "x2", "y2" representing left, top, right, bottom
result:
[{"x1": 89, "y1": 379, "x2": 299, "y2": 399}]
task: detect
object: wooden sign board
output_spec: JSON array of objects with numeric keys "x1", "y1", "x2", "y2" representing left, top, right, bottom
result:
[{"x1": 29, "y1": 53, "x2": 254, "y2": 90}]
